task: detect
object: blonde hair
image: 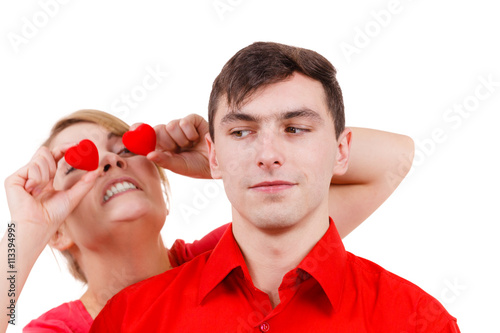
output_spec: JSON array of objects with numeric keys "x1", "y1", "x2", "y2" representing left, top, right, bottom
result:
[{"x1": 42, "y1": 109, "x2": 170, "y2": 283}]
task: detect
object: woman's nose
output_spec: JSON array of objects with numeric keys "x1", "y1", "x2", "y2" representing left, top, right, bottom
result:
[{"x1": 101, "y1": 153, "x2": 126, "y2": 172}]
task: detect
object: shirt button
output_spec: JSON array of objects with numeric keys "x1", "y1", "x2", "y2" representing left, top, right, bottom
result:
[{"x1": 260, "y1": 322, "x2": 270, "y2": 332}]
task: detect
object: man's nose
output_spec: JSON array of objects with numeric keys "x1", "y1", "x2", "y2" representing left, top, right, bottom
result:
[{"x1": 255, "y1": 133, "x2": 285, "y2": 170}]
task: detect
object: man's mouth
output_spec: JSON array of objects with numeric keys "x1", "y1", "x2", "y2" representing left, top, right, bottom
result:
[{"x1": 249, "y1": 181, "x2": 296, "y2": 193}]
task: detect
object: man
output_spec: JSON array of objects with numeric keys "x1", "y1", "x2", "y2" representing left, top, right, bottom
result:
[{"x1": 91, "y1": 42, "x2": 460, "y2": 332}]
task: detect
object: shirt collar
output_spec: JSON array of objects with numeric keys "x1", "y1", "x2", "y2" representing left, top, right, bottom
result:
[
  {"x1": 198, "y1": 218, "x2": 347, "y2": 311},
  {"x1": 198, "y1": 224, "x2": 249, "y2": 303},
  {"x1": 296, "y1": 217, "x2": 347, "y2": 311}
]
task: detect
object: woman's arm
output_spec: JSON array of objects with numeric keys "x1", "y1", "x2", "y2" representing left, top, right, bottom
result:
[
  {"x1": 154, "y1": 117, "x2": 414, "y2": 255},
  {"x1": 0, "y1": 224, "x2": 48, "y2": 331},
  {"x1": 1, "y1": 146, "x2": 99, "y2": 332},
  {"x1": 329, "y1": 127, "x2": 415, "y2": 238},
  {"x1": 169, "y1": 224, "x2": 230, "y2": 266}
]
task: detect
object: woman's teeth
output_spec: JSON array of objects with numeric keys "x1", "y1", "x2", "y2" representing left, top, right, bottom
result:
[{"x1": 103, "y1": 181, "x2": 138, "y2": 202}]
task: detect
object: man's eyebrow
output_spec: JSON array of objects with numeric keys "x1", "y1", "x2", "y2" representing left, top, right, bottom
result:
[
  {"x1": 280, "y1": 109, "x2": 324, "y2": 122},
  {"x1": 220, "y1": 108, "x2": 324, "y2": 125},
  {"x1": 220, "y1": 112, "x2": 259, "y2": 125}
]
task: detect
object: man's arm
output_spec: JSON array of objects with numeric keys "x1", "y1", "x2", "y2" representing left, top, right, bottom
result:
[{"x1": 329, "y1": 127, "x2": 415, "y2": 238}]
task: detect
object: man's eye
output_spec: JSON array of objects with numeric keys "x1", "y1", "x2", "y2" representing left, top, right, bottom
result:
[
  {"x1": 285, "y1": 127, "x2": 308, "y2": 134},
  {"x1": 65, "y1": 166, "x2": 76, "y2": 175},
  {"x1": 230, "y1": 130, "x2": 251, "y2": 138}
]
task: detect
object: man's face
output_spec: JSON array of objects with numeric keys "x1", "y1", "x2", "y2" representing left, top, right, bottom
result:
[{"x1": 207, "y1": 72, "x2": 350, "y2": 231}]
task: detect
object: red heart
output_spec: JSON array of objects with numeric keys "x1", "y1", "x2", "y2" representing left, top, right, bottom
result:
[
  {"x1": 65, "y1": 139, "x2": 99, "y2": 171},
  {"x1": 122, "y1": 123, "x2": 156, "y2": 156}
]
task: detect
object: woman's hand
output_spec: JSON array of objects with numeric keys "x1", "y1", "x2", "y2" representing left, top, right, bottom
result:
[
  {"x1": 1, "y1": 144, "x2": 99, "y2": 332},
  {"x1": 134, "y1": 114, "x2": 211, "y2": 179},
  {"x1": 4, "y1": 144, "x2": 100, "y2": 240}
]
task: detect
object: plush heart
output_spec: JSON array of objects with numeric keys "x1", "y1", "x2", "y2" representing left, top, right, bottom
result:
[
  {"x1": 122, "y1": 123, "x2": 156, "y2": 156},
  {"x1": 65, "y1": 139, "x2": 99, "y2": 171}
]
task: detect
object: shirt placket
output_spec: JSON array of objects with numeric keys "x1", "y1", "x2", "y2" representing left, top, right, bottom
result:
[{"x1": 250, "y1": 270, "x2": 307, "y2": 332}]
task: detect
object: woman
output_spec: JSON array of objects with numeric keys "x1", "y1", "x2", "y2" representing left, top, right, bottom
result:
[{"x1": 1, "y1": 109, "x2": 414, "y2": 332}]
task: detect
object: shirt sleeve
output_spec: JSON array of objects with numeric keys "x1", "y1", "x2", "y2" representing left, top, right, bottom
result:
[
  {"x1": 168, "y1": 223, "x2": 230, "y2": 267},
  {"x1": 415, "y1": 296, "x2": 461, "y2": 333},
  {"x1": 23, "y1": 301, "x2": 92, "y2": 333},
  {"x1": 24, "y1": 320, "x2": 75, "y2": 333}
]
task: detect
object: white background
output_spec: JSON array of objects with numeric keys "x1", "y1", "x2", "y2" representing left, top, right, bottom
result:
[{"x1": 1, "y1": 0, "x2": 499, "y2": 332}]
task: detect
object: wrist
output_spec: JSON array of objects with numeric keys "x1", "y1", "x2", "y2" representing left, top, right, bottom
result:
[{"x1": 5, "y1": 220, "x2": 54, "y2": 254}]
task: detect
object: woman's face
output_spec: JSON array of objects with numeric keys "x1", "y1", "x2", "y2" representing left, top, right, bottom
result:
[{"x1": 50, "y1": 122, "x2": 167, "y2": 250}]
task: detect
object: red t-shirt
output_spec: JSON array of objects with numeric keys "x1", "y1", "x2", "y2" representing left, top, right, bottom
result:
[
  {"x1": 90, "y1": 219, "x2": 460, "y2": 332},
  {"x1": 23, "y1": 300, "x2": 92, "y2": 333},
  {"x1": 23, "y1": 224, "x2": 228, "y2": 333}
]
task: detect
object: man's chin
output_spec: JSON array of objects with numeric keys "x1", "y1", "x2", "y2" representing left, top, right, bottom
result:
[{"x1": 248, "y1": 211, "x2": 302, "y2": 231}]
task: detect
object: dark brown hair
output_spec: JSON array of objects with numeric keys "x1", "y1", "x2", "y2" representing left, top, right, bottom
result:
[{"x1": 208, "y1": 42, "x2": 345, "y2": 141}]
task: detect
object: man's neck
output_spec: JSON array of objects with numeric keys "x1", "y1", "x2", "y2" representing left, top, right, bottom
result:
[{"x1": 232, "y1": 211, "x2": 330, "y2": 308}]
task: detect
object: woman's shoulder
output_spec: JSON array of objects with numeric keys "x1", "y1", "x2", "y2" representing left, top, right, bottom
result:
[
  {"x1": 23, "y1": 300, "x2": 93, "y2": 333},
  {"x1": 169, "y1": 223, "x2": 230, "y2": 266}
]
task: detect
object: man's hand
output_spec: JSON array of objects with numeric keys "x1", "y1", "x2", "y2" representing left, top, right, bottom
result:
[{"x1": 138, "y1": 114, "x2": 211, "y2": 179}]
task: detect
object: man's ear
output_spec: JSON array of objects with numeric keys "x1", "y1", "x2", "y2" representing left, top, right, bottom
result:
[
  {"x1": 332, "y1": 128, "x2": 352, "y2": 177},
  {"x1": 205, "y1": 133, "x2": 222, "y2": 179},
  {"x1": 49, "y1": 223, "x2": 74, "y2": 251}
]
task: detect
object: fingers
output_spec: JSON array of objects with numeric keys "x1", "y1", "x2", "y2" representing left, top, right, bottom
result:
[
  {"x1": 67, "y1": 168, "x2": 100, "y2": 207},
  {"x1": 154, "y1": 123, "x2": 179, "y2": 152},
  {"x1": 155, "y1": 114, "x2": 208, "y2": 152},
  {"x1": 51, "y1": 142, "x2": 77, "y2": 162},
  {"x1": 24, "y1": 146, "x2": 60, "y2": 194},
  {"x1": 37, "y1": 148, "x2": 56, "y2": 184},
  {"x1": 147, "y1": 150, "x2": 177, "y2": 168},
  {"x1": 46, "y1": 168, "x2": 101, "y2": 222},
  {"x1": 66, "y1": 169, "x2": 102, "y2": 200},
  {"x1": 5, "y1": 164, "x2": 29, "y2": 195},
  {"x1": 129, "y1": 123, "x2": 142, "y2": 131},
  {"x1": 165, "y1": 120, "x2": 192, "y2": 148},
  {"x1": 24, "y1": 164, "x2": 42, "y2": 194},
  {"x1": 179, "y1": 114, "x2": 206, "y2": 141},
  {"x1": 22, "y1": 143, "x2": 84, "y2": 195}
]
